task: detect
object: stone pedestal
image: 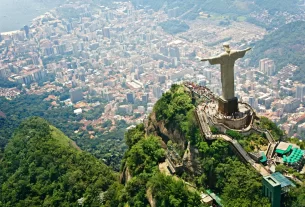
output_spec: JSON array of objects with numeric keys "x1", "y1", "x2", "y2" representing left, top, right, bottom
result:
[{"x1": 218, "y1": 97, "x2": 238, "y2": 116}]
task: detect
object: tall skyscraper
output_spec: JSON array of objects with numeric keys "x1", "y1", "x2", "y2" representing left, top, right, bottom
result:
[
  {"x1": 32, "y1": 55, "x2": 40, "y2": 65},
  {"x1": 66, "y1": 23, "x2": 73, "y2": 33},
  {"x1": 296, "y1": 84, "x2": 305, "y2": 102},
  {"x1": 153, "y1": 85, "x2": 162, "y2": 99},
  {"x1": 24, "y1": 25, "x2": 30, "y2": 38},
  {"x1": 171, "y1": 57, "x2": 178, "y2": 67},
  {"x1": 248, "y1": 96, "x2": 258, "y2": 109},
  {"x1": 158, "y1": 75, "x2": 166, "y2": 84},
  {"x1": 259, "y1": 58, "x2": 275, "y2": 76},
  {"x1": 72, "y1": 42, "x2": 79, "y2": 54},
  {"x1": 43, "y1": 47, "x2": 54, "y2": 56},
  {"x1": 126, "y1": 92, "x2": 134, "y2": 104},
  {"x1": 142, "y1": 93, "x2": 149, "y2": 103},
  {"x1": 70, "y1": 88, "x2": 84, "y2": 103},
  {"x1": 55, "y1": 44, "x2": 66, "y2": 55},
  {"x1": 160, "y1": 47, "x2": 169, "y2": 56},
  {"x1": 106, "y1": 11, "x2": 114, "y2": 21},
  {"x1": 102, "y1": 27, "x2": 111, "y2": 39}
]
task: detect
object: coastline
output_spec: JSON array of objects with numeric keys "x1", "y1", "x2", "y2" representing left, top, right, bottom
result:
[
  {"x1": 1, "y1": 30, "x2": 22, "y2": 36},
  {"x1": 0, "y1": 0, "x2": 60, "y2": 33}
]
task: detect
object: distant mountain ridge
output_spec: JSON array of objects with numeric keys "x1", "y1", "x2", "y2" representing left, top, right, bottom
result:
[
  {"x1": 131, "y1": 0, "x2": 301, "y2": 19},
  {"x1": 249, "y1": 21, "x2": 305, "y2": 82}
]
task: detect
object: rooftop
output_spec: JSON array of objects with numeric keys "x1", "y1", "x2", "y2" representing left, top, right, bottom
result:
[
  {"x1": 264, "y1": 176, "x2": 281, "y2": 187},
  {"x1": 271, "y1": 172, "x2": 296, "y2": 188},
  {"x1": 260, "y1": 152, "x2": 267, "y2": 163},
  {"x1": 276, "y1": 142, "x2": 292, "y2": 154},
  {"x1": 283, "y1": 148, "x2": 304, "y2": 164}
]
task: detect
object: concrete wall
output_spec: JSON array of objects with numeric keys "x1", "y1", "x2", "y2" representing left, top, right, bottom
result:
[{"x1": 216, "y1": 114, "x2": 250, "y2": 130}]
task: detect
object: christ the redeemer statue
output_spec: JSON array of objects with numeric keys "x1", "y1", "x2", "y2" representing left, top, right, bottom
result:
[{"x1": 201, "y1": 43, "x2": 251, "y2": 115}]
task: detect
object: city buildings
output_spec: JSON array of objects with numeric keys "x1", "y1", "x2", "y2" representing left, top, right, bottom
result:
[
  {"x1": 0, "y1": 1, "x2": 304, "y2": 138},
  {"x1": 259, "y1": 58, "x2": 275, "y2": 76},
  {"x1": 70, "y1": 88, "x2": 83, "y2": 103}
]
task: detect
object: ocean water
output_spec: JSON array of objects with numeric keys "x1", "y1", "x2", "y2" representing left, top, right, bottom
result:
[{"x1": 0, "y1": 0, "x2": 60, "y2": 33}]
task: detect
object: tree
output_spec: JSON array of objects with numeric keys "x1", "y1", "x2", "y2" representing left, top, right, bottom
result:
[
  {"x1": 86, "y1": 125, "x2": 94, "y2": 131},
  {"x1": 226, "y1": 130, "x2": 243, "y2": 140},
  {"x1": 286, "y1": 186, "x2": 305, "y2": 207},
  {"x1": 215, "y1": 159, "x2": 270, "y2": 207},
  {"x1": 260, "y1": 117, "x2": 284, "y2": 141},
  {"x1": 125, "y1": 124, "x2": 145, "y2": 149},
  {"x1": 147, "y1": 173, "x2": 204, "y2": 207},
  {"x1": 210, "y1": 126, "x2": 219, "y2": 134},
  {"x1": 0, "y1": 117, "x2": 116, "y2": 206},
  {"x1": 126, "y1": 136, "x2": 165, "y2": 176}
]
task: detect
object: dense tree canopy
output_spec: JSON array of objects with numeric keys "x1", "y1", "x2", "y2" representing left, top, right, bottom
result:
[
  {"x1": 104, "y1": 119, "x2": 203, "y2": 207},
  {"x1": 0, "y1": 83, "x2": 296, "y2": 207},
  {"x1": 126, "y1": 135, "x2": 165, "y2": 176},
  {"x1": 124, "y1": 124, "x2": 145, "y2": 149},
  {"x1": 0, "y1": 92, "x2": 126, "y2": 171},
  {"x1": 287, "y1": 186, "x2": 305, "y2": 207},
  {"x1": 153, "y1": 85, "x2": 270, "y2": 206},
  {"x1": 0, "y1": 77, "x2": 22, "y2": 88},
  {"x1": 259, "y1": 116, "x2": 284, "y2": 141},
  {"x1": 148, "y1": 173, "x2": 204, "y2": 207},
  {"x1": 215, "y1": 159, "x2": 270, "y2": 207},
  {"x1": 0, "y1": 117, "x2": 116, "y2": 207},
  {"x1": 153, "y1": 84, "x2": 199, "y2": 142}
]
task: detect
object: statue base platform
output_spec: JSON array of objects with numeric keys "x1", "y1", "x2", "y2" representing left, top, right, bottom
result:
[{"x1": 218, "y1": 97, "x2": 238, "y2": 116}]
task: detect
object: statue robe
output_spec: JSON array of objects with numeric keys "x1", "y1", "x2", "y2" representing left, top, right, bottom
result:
[{"x1": 208, "y1": 50, "x2": 247, "y2": 100}]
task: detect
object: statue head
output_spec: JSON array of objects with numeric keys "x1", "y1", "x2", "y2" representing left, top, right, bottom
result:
[{"x1": 223, "y1": 43, "x2": 230, "y2": 53}]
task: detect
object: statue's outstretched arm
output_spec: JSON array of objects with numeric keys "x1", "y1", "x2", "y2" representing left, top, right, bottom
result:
[
  {"x1": 243, "y1": 47, "x2": 251, "y2": 52},
  {"x1": 232, "y1": 48, "x2": 251, "y2": 60},
  {"x1": 201, "y1": 55, "x2": 222, "y2": 65}
]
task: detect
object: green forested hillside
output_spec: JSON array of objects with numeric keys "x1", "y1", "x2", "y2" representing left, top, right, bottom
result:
[
  {"x1": 0, "y1": 93, "x2": 127, "y2": 171},
  {"x1": 1, "y1": 84, "x2": 305, "y2": 206},
  {"x1": 249, "y1": 21, "x2": 305, "y2": 82},
  {"x1": 103, "y1": 123, "x2": 205, "y2": 207},
  {"x1": 0, "y1": 117, "x2": 117, "y2": 206},
  {"x1": 149, "y1": 85, "x2": 270, "y2": 206},
  {"x1": 254, "y1": 0, "x2": 300, "y2": 14}
]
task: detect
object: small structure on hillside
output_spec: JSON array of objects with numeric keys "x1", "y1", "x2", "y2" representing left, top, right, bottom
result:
[
  {"x1": 275, "y1": 142, "x2": 292, "y2": 155},
  {"x1": 74, "y1": 108, "x2": 82, "y2": 115},
  {"x1": 262, "y1": 172, "x2": 296, "y2": 207},
  {"x1": 200, "y1": 193, "x2": 213, "y2": 206},
  {"x1": 206, "y1": 189, "x2": 223, "y2": 207},
  {"x1": 166, "y1": 150, "x2": 183, "y2": 175},
  {"x1": 249, "y1": 151, "x2": 267, "y2": 164},
  {"x1": 274, "y1": 142, "x2": 305, "y2": 170}
]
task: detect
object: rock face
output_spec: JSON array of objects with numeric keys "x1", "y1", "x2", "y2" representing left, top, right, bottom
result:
[
  {"x1": 182, "y1": 141, "x2": 201, "y2": 175},
  {"x1": 147, "y1": 112, "x2": 201, "y2": 175},
  {"x1": 147, "y1": 112, "x2": 187, "y2": 150},
  {"x1": 146, "y1": 188, "x2": 156, "y2": 207},
  {"x1": 120, "y1": 166, "x2": 132, "y2": 185}
]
